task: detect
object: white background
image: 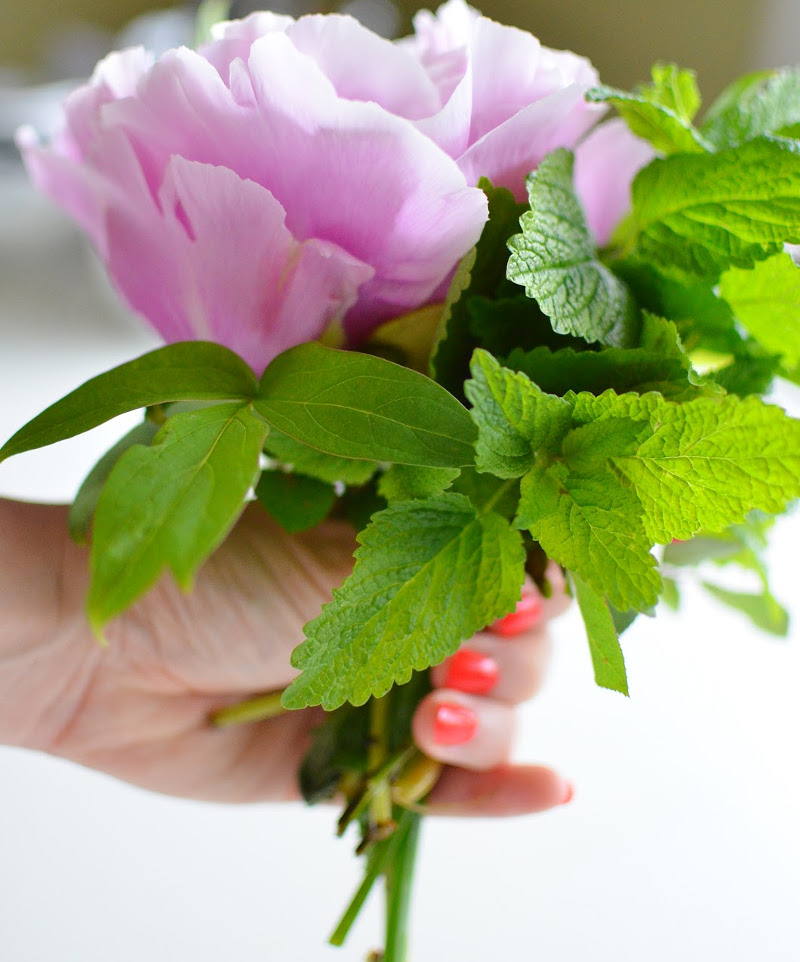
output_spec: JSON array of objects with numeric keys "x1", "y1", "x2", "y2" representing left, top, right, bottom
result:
[{"x1": 1, "y1": 168, "x2": 800, "y2": 962}]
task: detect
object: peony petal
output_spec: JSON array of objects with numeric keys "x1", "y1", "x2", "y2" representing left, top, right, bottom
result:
[
  {"x1": 286, "y1": 14, "x2": 441, "y2": 120},
  {"x1": 200, "y1": 11, "x2": 293, "y2": 80},
  {"x1": 458, "y1": 85, "x2": 601, "y2": 200},
  {"x1": 105, "y1": 159, "x2": 373, "y2": 373},
  {"x1": 574, "y1": 119, "x2": 655, "y2": 247}
]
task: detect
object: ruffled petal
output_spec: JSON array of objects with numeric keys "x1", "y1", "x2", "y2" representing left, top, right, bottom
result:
[
  {"x1": 458, "y1": 85, "x2": 601, "y2": 200},
  {"x1": 200, "y1": 11, "x2": 293, "y2": 80},
  {"x1": 105, "y1": 158, "x2": 374, "y2": 373},
  {"x1": 574, "y1": 119, "x2": 655, "y2": 246}
]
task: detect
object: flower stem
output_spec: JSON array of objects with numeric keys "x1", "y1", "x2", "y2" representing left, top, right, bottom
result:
[
  {"x1": 210, "y1": 690, "x2": 287, "y2": 727},
  {"x1": 384, "y1": 810, "x2": 421, "y2": 962},
  {"x1": 328, "y1": 830, "x2": 399, "y2": 947}
]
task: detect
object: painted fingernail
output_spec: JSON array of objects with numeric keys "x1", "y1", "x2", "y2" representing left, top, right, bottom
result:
[
  {"x1": 433, "y1": 702, "x2": 479, "y2": 746},
  {"x1": 490, "y1": 593, "x2": 544, "y2": 637},
  {"x1": 559, "y1": 781, "x2": 575, "y2": 806},
  {"x1": 443, "y1": 649, "x2": 500, "y2": 695}
]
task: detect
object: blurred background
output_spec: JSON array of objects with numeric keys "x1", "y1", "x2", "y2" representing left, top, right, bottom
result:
[{"x1": 1, "y1": 2, "x2": 800, "y2": 961}]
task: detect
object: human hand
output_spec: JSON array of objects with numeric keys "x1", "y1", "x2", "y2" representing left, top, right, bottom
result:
[{"x1": 0, "y1": 499, "x2": 572, "y2": 814}]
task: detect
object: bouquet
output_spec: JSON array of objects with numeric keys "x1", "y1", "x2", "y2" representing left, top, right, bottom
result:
[{"x1": 4, "y1": 2, "x2": 800, "y2": 957}]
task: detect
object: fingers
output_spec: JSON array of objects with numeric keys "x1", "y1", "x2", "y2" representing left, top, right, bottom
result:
[{"x1": 425, "y1": 764, "x2": 573, "y2": 817}]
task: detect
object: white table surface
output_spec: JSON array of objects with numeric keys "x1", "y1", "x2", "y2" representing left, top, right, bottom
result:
[{"x1": 2, "y1": 170, "x2": 799, "y2": 962}]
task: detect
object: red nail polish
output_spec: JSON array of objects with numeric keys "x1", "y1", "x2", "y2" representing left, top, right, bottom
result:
[
  {"x1": 443, "y1": 649, "x2": 499, "y2": 695},
  {"x1": 490, "y1": 593, "x2": 544, "y2": 637},
  {"x1": 559, "y1": 781, "x2": 575, "y2": 806},
  {"x1": 433, "y1": 702, "x2": 478, "y2": 746}
]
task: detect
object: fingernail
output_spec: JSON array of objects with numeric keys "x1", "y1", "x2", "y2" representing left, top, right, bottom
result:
[
  {"x1": 559, "y1": 781, "x2": 575, "y2": 806},
  {"x1": 443, "y1": 649, "x2": 500, "y2": 695},
  {"x1": 433, "y1": 702, "x2": 478, "y2": 746},
  {"x1": 490, "y1": 593, "x2": 544, "y2": 637}
]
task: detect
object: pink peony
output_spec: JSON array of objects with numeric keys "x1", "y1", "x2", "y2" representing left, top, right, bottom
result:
[{"x1": 18, "y1": 3, "x2": 645, "y2": 372}]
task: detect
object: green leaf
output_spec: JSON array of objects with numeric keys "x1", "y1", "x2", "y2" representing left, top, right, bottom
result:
[
  {"x1": 377, "y1": 465, "x2": 460, "y2": 502},
  {"x1": 701, "y1": 582, "x2": 789, "y2": 636},
  {"x1": 88, "y1": 403, "x2": 267, "y2": 635},
  {"x1": 719, "y1": 253, "x2": 800, "y2": 368},
  {"x1": 570, "y1": 573, "x2": 629, "y2": 695},
  {"x1": 505, "y1": 314, "x2": 700, "y2": 399},
  {"x1": 299, "y1": 703, "x2": 370, "y2": 804},
  {"x1": 450, "y1": 468, "x2": 521, "y2": 519},
  {"x1": 465, "y1": 296, "x2": 587, "y2": 358},
  {"x1": 630, "y1": 137, "x2": 800, "y2": 282},
  {"x1": 465, "y1": 349, "x2": 573, "y2": 478},
  {"x1": 507, "y1": 149, "x2": 639, "y2": 347},
  {"x1": 516, "y1": 425, "x2": 662, "y2": 613},
  {"x1": 282, "y1": 493, "x2": 526, "y2": 709},
  {"x1": 587, "y1": 82, "x2": 708, "y2": 155},
  {"x1": 432, "y1": 180, "x2": 529, "y2": 395},
  {"x1": 255, "y1": 470, "x2": 336, "y2": 534},
  {"x1": 647, "y1": 63, "x2": 702, "y2": 122},
  {"x1": 711, "y1": 350, "x2": 782, "y2": 398},
  {"x1": 0, "y1": 342, "x2": 258, "y2": 464},
  {"x1": 660, "y1": 576, "x2": 681, "y2": 610},
  {"x1": 69, "y1": 419, "x2": 160, "y2": 544},
  {"x1": 263, "y1": 428, "x2": 377, "y2": 485},
  {"x1": 256, "y1": 343, "x2": 476, "y2": 468},
  {"x1": 702, "y1": 68, "x2": 800, "y2": 149},
  {"x1": 585, "y1": 392, "x2": 800, "y2": 542}
]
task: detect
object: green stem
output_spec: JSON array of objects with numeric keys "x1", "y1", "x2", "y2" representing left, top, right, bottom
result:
[
  {"x1": 337, "y1": 744, "x2": 416, "y2": 837},
  {"x1": 368, "y1": 695, "x2": 393, "y2": 833},
  {"x1": 328, "y1": 831, "x2": 399, "y2": 947},
  {"x1": 210, "y1": 691, "x2": 287, "y2": 727},
  {"x1": 384, "y1": 810, "x2": 421, "y2": 962}
]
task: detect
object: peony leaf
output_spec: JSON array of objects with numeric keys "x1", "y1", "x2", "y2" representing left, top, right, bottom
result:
[
  {"x1": 282, "y1": 493, "x2": 525, "y2": 710},
  {"x1": 630, "y1": 137, "x2": 800, "y2": 281},
  {"x1": 255, "y1": 470, "x2": 337, "y2": 534},
  {"x1": 701, "y1": 68, "x2": 800, "y2": 149},
  {"x1": 507, "y1": 149, "x2": 639, "y2": 348},
  {"x1": 88, "y1": 403, "x2": 267, "y2": 636},
  {"x1": 256, "y1": 343, "x2": 476, "y2": 468},
  {"x1": 570, "y1": 573, "x2": 629, "y2": 696},
  {"x1": 0, "y1": 342, "x2": 258, "y2": 463},
  {"x1": 263, "y1": 428, "x2": 377, "y2": 485}
]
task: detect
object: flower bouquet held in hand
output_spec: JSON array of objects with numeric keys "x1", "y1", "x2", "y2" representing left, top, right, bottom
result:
[{"x1": 5, "y1": 1, "x2": 800, "y2": 957}]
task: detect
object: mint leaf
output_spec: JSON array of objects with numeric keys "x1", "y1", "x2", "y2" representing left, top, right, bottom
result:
[
  {"x1": 256, "y1": 343, "x2": 476, "y2": 468},
  {"x1": 465, "y1": 296, "x2": 587, "y2": 358},
  {"x1": 719, "y1": 253, "x2": 800, "y2": 369},
  {"x1": 263, "y1": 428, "x2": 377, "y2": 485},
  {"x1": 255, "y1": 471, "x2": 336, "y2": 534},
  {"x1": 282, "y1": 493, "x2": 525, "y2": 709},
  {"x1": 630, "y1": 137, "x2": 800, "y2": 281},
  {"x1": 507, "y1": 149, "x2": 639, "y2": 347},
  {"x1": 465, "y1": 350, "x2": 572, "y2": 478},
  {"x1": 69, "y1": 419, "x2": 160, "y2": 544},
  {"x1": 516, "y1": 422, "x2": 662, "y2": 612},
  {"x1": 505, "y1": 314, "x2": 701, "y2": 399},
  {"x1": 582, "y1": 392, "x2": 800, "y2": 542},
  {"x1": 648, "y1": 63, "x2": 702, "y2": 121},
  {"x1": 450, "y1": 468, "x2": 521, "y2": 519},
  {"x1": 88, "y1": 403, "x2": 267, "y2": 635},
  {"x1": 701, "y1": 582, "x2": 789, "y2": 637},
  {"x1": 702, "y1": 68, "x2": 800, "y2": 148},
  {"x1": 377, "y1": 465, "x2": 460, "y2": 502},
  {"x1": 570, "y1": 573, "x2": 629, "y2": 695},
  {"x1": 432, "y1": 180, "x2": 528, "y2": 395},
  {"x1": 587, "y1": 84, "x2": 708, "y2": 154},
  {"x1": 0, "y1": 342, "x2": 258, "y2": 463},
  {"x1": 711, "y1": 349, "x2": 782, "y2": 398}
]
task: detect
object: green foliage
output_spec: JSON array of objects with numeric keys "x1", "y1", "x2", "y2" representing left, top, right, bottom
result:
[
  {"x1": 702, "y1": 67, "x2": 800, "y2": 148},
  {"x1": 571, "y1": 573, "x2": 629, "y2": 695},
  {"x1": 263, "y1": 428, "x2": 377, "y2": 485},
  {"x1": 701, "y1": 582, "x2": 789, "y2": 637},
  {"x1": 257, "y1": 343, "x2": 476, "y2": 468},
  {"x1": 719, "y1": 253, "x2": 800, "y2": 369},
  {"x1": 281, "y1": 493, "x2": 526, "y2": 710},
  {"x1": 588, "y1": 65, "x2": 708, "y2": 155},
  {"x1": 377, "y1": 465, "x2": 460, "y2": 502},
  {"x1": 465, "y1": 350, "x2": 572, "y2": 478},
  {"x1": 505, "y1": 313, "x2": 702, "y2": 400},
  {"x1": 432, "y1": 180, "x2": 528, "y2": 395},
  {"x1": 256, "y1": 471, "x2": 337, "y2": 534},
  {"x1": 507, "y1": 149, "x2": 639, "y2": 347},
  {"x1": 629, "y1": 138, "x2": 800, "y2": 281},
  {"x1": 88, "y1": 403, "x2": 267, "y2": 636},
  {"x1": 0, "y1": 342, "x2": 258, "y2": 463},
  {"x1": 69, "y1": 419, "x2": 159, "y2": 544}
]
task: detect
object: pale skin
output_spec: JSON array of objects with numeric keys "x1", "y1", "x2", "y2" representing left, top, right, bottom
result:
[{"x1": 0, "y1": 497, "x2": 572, "y2": 816}]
